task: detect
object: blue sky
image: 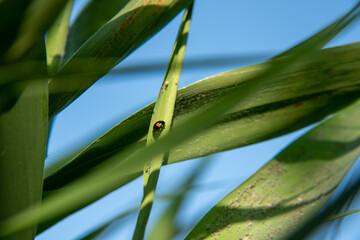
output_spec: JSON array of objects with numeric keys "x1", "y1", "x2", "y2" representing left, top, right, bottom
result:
[{"x1": 38, "y1": 0, "x2": 360, "y2": 239}]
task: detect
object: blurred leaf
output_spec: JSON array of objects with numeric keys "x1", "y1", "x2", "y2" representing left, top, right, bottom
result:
[
  {"x1": 0, "y1": 60, "x2": 47, "y2": 114},
  {"x1": 0, "y1": 61, "x2": 47, "y2": 86},
  {"x1": 323, "y1": 177, "x2": 359, "y2": 240},
  {"x1": 147, "y1": 158, "x2": 211, "y2": 240},
  {"x1": 133, "y1": 5, "x2": 193, "y2": 239},
  {"x1": 63, "y1": 0, "x2": 131, "y2": 64},
  {"x1": 4, "y1": 0, "x2": 70, "y2": 62},
  {"x1": 44, "y1": 42, "x2": 360, "y2": 189},
  {"x1": 49, "y1": 0, "x2": 194, "y2": 120},
  {"x1": 325, "y1": 207, "x2": 360, "y2": 222},
  {"x1": 79, "y1": 207, "x2": 137, "y2": 240},
  {"x1": 275, "y1": 3, "x2": 360, "y2": 59},
  {"x1": 185, "y1": 99, "x2": 360, "y2": 240},
  {"x1": 45, "y1": 0, "x2": 74, "y2": 74},
  {"x1": 0, "y1": 2, "x2": 49, "y2": 235},
  {"x1": 0, "y1": 80, "x2": 48, "y2": 240},
  {"x1": 0, "y1": 53, "x2": 270, "y2": 91},
  {"x1": 1, "y1": 5, "x2": 359, "y2": 236},
  {"x1": 0, "y1": 0, "x2": 32, "y2": 60},
  {"x1": 110, "y1": 53, "x2": 272, "y2": 75},
  {"x1": 0, "y1": 53, "x2": 272, "y2": 92}
]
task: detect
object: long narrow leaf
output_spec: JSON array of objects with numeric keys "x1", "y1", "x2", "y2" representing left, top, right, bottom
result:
[
  {"x1": 325, "y1": 208, "x2": 360, "y2": 222},
  {"x1": 147, "y1": 158, "x2": 211, "y2": 240},
  {"x1": 79, "y1": 207, "x2": 138, "y2": 240},
  {"x1": 63, "y1": 0, "x2": 131, "y2": 64},
  {"x1": 0, "y1": 81, "x2": 48, "y2": 240},
  {"x1": 0, "y1": 0, "x2": 31, "y2": 59},
  {"x1": 287, "y1": 165, "x2": 360, "y2": 239},
  {"x1": 275, "y1": 3, "x2": 360, "y2": 59},
  {"x1": 133, "y1": 5, "x2": 193, "y2": 239},
  {"x1": 44, "y1": 42, "x2": 360, "y2": 189},
  {"x1": 110, "y1": 53, "x2": 271, "y2": 75},
  {"x1": 4, "y1": 0, "x2": 69, "y2": 62},
  {"x1": 185, "y1": 99, "x2": 360, "y2": 240},
  {"x1": 49, "y1": 0, "x2": 193, "y2": 119},
  {"x1": 45, "y1": 0, "x2": 74, "y2": 74}
]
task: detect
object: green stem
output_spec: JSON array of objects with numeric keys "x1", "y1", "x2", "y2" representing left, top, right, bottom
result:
[
  {"x1": 132, "y1": 4, "x2": 193, "y2": 240},
  {"x1": 324, "y1": 208, "x2": 360, "y2": 223}
]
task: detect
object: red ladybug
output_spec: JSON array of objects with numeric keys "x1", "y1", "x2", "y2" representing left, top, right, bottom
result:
[
  {"x1": 153, "y1": 121, "x2": 165, "y2": 139},
  {"x1": 153, "y1": 121, "x2": 165, "y2": 132}
]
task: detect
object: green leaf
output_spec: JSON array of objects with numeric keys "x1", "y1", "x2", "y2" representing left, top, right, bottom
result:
[
  {"x1": 1, "y1": 6, "x2": 358, "y2": 236},
  {"x1": 44, "y1": 42, "x2": 360, "y2": 189},
  {"x1": 147, "y1": 158, "x2": 211, "y2": 240},
  {"x1": 45, "y1": 0, "x2": 74, "y2": 74},
  {"x1": 63, "y1": 0, "x2": 131, "y2": 64},
  {"x1": 324, "y1": 208, "x2": 360, "y2": 223},
  {"x1": 185, "y1": 99, "x2": 360, "y2": 240},
  {"x1": 49, "y1": 0, "x2": 194, "y2": 120},
  {"x1": 287, "y1": 172, "x2": 360, "y2": 239},
  {"x1": 275, "y1": 3, "x2": 360, "y2": 59},
  {"x1": 0, "y1": 0, "x2": 32, "y2": 60},
  {"x1": 0, "y1": 80, "x2": 48, "y2": 240},
  {"x1": 133, "y1": 5, "x2": 193, "y2": 239},
  {"x1": 4, "y1": 0, "x2": 70, "y2": 62},
  {"x1": 0, "y1": 60, "x2": 47, "y2": 115},
  {"x1": 79, "y1": 207, "x2": 138, "y2": 240}
]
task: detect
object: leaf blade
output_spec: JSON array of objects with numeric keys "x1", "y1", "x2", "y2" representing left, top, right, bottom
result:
[
  {"x1": 4, "y1": 0, "x2": 69, "y2": 62},
  {"x1": 0, "y1": 81, "x2": 48, "y2": 240},
  {"x1": 63, "y1": 0, "x2": 131, "y2": 64},
  {"x1": 185, "y1": 100, "x2": 360, "y2": 240},
  {"x1": 0, "y1": 0, "x2": 31, "y2": 59},
  {"x1": 49, "y1": 0, "x2": 194, "y2": 119},
  {"x1": 45, "y1": 0, "x2": 74, "y2": 74},
  {"x1": 44, "y1": 42, "x2": 360, "y2": 189},
  {"x1": 133, "y1": 5, "x2": 193, "y2": 239}
]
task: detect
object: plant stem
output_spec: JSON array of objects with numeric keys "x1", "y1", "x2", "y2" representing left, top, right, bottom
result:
[{"x1": 132, "y1": 4, "x2": 193, "y2": 240}]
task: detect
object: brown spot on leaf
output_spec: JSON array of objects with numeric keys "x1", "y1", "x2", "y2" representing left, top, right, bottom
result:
[{"x1": 293, "y1": 101, "x2": 304, "y2": 107}]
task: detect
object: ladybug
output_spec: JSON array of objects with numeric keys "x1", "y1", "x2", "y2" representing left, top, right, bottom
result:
[
  {"x1": 153, "y1": 120, "x2": 165, "y2": 138},
  {"x1": 153, "y1": 120, "x2": 165, "y2": 132}
]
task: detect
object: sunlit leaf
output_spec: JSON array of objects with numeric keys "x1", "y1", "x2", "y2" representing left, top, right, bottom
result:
[
  {"x1": 45, "y1": 0, "x2": 74, "y2": 74},
  {"x1": 44, "y1": 42, "x2": 360, "y2": 189},
  {"x1": 185, "y1": 99, "x2": 360, "y2": 240},
  {"x1": 49, "y1": 0, "x2": 194, "y2": 119},
  {"x1": 133, "y1": 5, "x2": 193, "y2": 239},
  {"x1": 287, "y1": 167, "x2": 360, "y2": 239},
  {"x1": 63, "y1": 0, "x2": 131, "y2": 64}
]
